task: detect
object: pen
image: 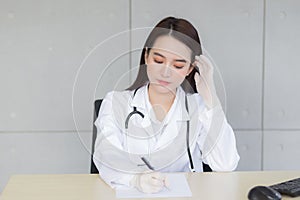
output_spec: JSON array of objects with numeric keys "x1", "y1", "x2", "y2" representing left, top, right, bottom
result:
[
  {"x1": 141, "y1": 157, "x2": 155, "y2": 170},
  {"x1": 140, "y1": 157, "x2": 170, "y2": 191}
]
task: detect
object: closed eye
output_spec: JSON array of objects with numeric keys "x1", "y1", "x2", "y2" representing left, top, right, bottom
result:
[
  {"x1": 154, "y1": 59, "x2": 163, "y2": 64},
  {"x1": 174, "y1": 65, "x2": 184, "y2": 69}
]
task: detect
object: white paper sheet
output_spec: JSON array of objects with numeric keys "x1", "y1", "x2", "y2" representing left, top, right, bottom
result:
[{"x1": 116, "y1": 173, "x2": 192, "y2": 198}]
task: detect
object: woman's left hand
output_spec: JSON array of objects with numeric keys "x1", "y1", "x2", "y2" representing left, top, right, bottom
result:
[{"x1": 193, "y1": 55, "x2": 219, "y2": 109}]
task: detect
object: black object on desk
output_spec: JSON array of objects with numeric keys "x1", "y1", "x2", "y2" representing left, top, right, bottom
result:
[
  {"x1": 248, "y1": 186, "x2": 282, "y2": 200},
  {"x1": 270, "y1": 177, "x2": 300, "y2": 197}
]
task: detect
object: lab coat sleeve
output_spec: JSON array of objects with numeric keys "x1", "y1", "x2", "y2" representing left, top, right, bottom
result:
[
  {"x1": 95, "y1": 161, "x2": 134, "y2": 189},
  {"x1": 93, "y1": 91, "x2": 134, "y2": 188},
  {"x1": 197, "y1": 104, "x2": 240, "y2": 171}
]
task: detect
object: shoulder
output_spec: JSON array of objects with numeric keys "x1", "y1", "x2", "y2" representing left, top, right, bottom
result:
[
  {"x1": 97, "y1": 90, "x2": 133, "y2": 115},
  {"x1": 103, "y1": 90, "x2": 132, "y2": 104},
  {"x1": 96, "y1": 90, "x2": 134, "y2": 125}
]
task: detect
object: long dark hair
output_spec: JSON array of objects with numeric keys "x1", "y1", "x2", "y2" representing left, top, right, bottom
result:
[{"x1": 127, "y1": 16, "x2": 202, "y2": 93}]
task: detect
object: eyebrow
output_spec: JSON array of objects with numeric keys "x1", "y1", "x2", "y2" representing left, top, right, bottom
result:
[{"x1": 153, "y1": 52, "x2": 187, "y2": 63}]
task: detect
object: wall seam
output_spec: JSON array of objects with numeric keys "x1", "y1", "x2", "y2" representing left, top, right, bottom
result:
[{"x1": 261, "y1": 0, "x2": 267, "y2": 171}]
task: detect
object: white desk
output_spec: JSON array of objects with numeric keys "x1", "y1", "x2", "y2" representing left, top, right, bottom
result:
[{"x1": 1, "y1": 171, "x2": 300, "y2": 200}]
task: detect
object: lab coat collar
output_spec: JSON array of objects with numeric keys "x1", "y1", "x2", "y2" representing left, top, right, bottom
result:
[
  {"x1": 130, "y1": 84, "x2": 147, "y2": 109},
  {"x1": 129, "y1": 83, "x2": 190, "y2": 122},
  {"x1": 176, "y1": 87, "x2": 190, "y2": 122}
]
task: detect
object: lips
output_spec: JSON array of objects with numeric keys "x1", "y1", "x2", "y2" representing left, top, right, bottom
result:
[{"x1": 157, "y1": 80, "x2": 170, "y2": 86}]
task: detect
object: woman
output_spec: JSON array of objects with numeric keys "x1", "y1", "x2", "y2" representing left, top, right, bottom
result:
[{"x1": 93, "y1": 16, "x2": 239, "y2": 193}]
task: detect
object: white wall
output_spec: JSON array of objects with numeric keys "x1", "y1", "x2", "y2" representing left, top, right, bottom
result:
[{"x1": 1, "y1": 0, "x2": 299, "y2": 193}]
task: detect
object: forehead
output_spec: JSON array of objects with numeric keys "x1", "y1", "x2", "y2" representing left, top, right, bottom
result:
[{"x1": 151, "y1": 35, "x2": 192, "y2": 62}]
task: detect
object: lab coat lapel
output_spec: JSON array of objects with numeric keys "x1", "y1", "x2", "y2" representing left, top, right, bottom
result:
[{"x1": 153, "y1": 87, "x2": 190, "y2": 150}]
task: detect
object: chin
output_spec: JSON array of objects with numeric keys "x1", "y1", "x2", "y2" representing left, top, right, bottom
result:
[{"x1": 151, "y1": 83, "x2": 176, "y2": 94}]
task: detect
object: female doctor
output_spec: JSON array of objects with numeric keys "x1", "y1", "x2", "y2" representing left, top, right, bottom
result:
[{"x1": 93, "y1": 16, "x2": 239, "y2": 193}]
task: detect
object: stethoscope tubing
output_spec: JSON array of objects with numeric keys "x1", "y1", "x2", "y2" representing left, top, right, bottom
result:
[{"x1": 124, "y1": 87, "x2": 195, "y2": 172}]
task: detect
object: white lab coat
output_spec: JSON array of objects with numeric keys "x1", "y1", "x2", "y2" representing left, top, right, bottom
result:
[{"x1": 93, "y1": 84, "x2": 239, "y2": 188}]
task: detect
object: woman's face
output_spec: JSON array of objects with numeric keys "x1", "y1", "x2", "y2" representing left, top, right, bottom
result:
[{"x1": 145, "y1": 35, "x2": 194, "y2": 94}]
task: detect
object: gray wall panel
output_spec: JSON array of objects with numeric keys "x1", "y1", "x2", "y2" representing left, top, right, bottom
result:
[
  {"x1": 0, "y1": 0, "x2": 130, "y2": 131},
  {"x1": 263, "y1": 131, "x2": 300, "y2": 170},
  {"x1": 235, "y1": 131, "x2": 262, "y2": 171},
  {"x1": 264, "y1": 0, "x2": 300, "y2": 129}
]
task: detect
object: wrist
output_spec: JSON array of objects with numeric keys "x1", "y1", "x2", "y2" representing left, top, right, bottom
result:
[{"x1": 205, "y1": 93, "x2": 220, "y2": 109}]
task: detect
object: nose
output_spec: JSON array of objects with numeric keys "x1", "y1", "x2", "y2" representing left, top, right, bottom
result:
[{"x1": 161, "y1": 63, "x2": 171, "y2": 77}]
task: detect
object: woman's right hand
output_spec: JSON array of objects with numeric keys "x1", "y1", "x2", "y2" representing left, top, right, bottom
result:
[{"x1": 130, "y1": 172, "x2": 169, "y2": 193}]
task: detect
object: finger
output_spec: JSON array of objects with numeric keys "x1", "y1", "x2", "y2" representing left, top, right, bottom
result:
[
  {"x1": 194, "y1": 72, "x2": 201, "y2": 84},
  {"x1": 194, "y1": 59, "x2": 208, "y2": 75},
  {"x1": 164, "y1": 176, "x2": 170, "y2": 188},
  {"x1": 195, "y1": 56, "x2": 202, "y2": 62},
  {"x1": 199, "y1": 55, "x2": 213, "y2": 68},
  {"x1": 151, "y1": 172, "x2": 166, "y2": 186},
  {"x1": 150, "y1": 178, "x2": 164, "y2": 187},
  {"x1": 193, "y1": 59, "x2": 205, "y2": 68}
]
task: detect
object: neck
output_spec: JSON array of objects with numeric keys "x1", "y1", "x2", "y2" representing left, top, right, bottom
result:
[{"x1": 148, "y1": 85, "x2": 176, "y2": 108}]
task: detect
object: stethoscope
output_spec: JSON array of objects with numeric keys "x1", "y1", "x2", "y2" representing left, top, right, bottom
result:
[{"x1": 125, "y1": 87, "x2": 195, "y2": 172}]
